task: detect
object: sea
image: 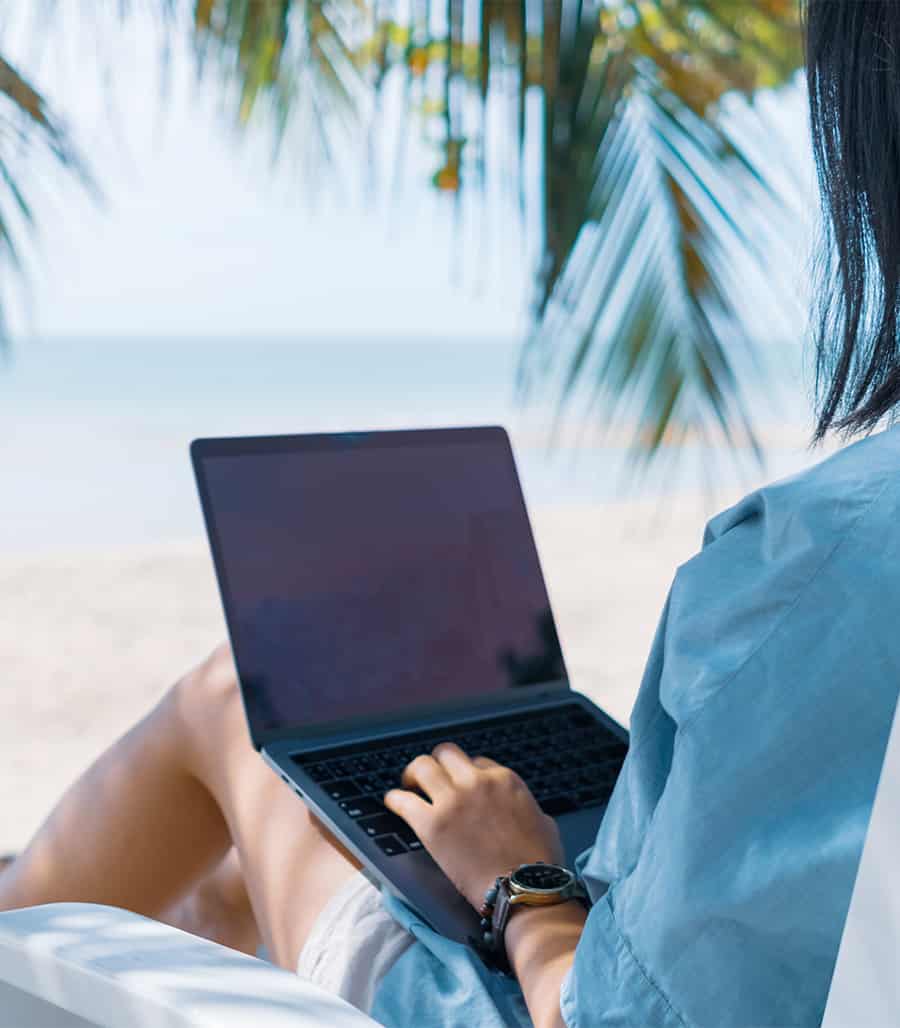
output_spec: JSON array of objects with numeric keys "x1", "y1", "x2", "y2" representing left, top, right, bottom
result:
[{"x1": 0, "y1": 336, "x2": 815, "y2": 554}]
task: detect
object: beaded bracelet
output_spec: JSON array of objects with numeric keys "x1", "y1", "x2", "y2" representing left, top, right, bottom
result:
[{"x1": 476, "y1": 874, "x2": 513, "y2": 974}]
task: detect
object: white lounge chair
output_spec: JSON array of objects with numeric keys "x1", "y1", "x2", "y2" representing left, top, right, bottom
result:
[{"x1": 0, "y1": 902, "x2": 379, "y2": 1027}]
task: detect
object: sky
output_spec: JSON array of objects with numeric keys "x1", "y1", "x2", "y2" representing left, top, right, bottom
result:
[{"x1": 1, "y1": 4, "x2": 533, "y2": 341}]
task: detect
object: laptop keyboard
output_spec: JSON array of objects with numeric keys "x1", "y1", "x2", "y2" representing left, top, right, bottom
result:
[{"x1": 291, "y1": 704, "x2": 628, "y2": 858}]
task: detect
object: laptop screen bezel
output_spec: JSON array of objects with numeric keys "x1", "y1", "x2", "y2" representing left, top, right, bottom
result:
[{"x1": 191, "y1": 426, "x2": 571, "y2": 751}]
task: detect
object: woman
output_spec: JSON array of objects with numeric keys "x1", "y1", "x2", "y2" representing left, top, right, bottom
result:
[{"x1": 2, "y1": 2, "x2": 899, "y2": 1025}]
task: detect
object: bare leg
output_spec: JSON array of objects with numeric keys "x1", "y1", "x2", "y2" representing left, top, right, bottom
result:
[
  {"x1": 0, "y1": 646, "x2": 361, "y2": 970},
  {"x1": 0, "y1": 840, "x2": 258, "y2": 954},
  {"x1": 161, "y1": 847, "x2": 260, "y2": 955}
]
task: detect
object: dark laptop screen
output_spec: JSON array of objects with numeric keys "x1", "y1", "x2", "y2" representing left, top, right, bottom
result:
[{"x1": 193, "y1": 429, "x2": 565, "y2": 741}]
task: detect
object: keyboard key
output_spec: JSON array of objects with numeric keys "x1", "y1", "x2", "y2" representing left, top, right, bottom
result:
[
  {"x1": 542, "y1": 773, "x2": 569, "y2": 794},
  {"x1": 518, "y1": 720, "x2": 543, "y2": 739},
  {"x1": 321, "y1": 779, "x2": 360, "y2": 801},
  {"x1": 374, "y1": 834, "x2": 408, "y2": 856},
  {"x1": 340, "y1": 796, "x2": 383, "y2": 819},
  {"x1": 393, "y1": 822, "x2": 422, "y2": 848},
  {"x1": 353, "y1": 774, "x2": 380, "y2": 794},
  {"x1": 358, "y1": 812, "x2": 408, "y2": 838},
  {"x1": 529, "y1": 776, "x2": 549, "y2": 796},
  {"x1": 540, "y1": 795, "x2": 578, "y2": 817}
]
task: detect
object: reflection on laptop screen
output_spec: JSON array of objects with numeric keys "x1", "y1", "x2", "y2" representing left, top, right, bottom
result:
[{"x1": 196, "y1": 430, "x2": 565, "y2": 738}]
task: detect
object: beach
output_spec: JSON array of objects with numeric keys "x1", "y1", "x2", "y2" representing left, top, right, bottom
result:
[
  {"x1": 0, "y1": 337, "x2": 818, "y2": 854},
  {"x1": 1, "y1": 499, "x2": 722, "y2": 854}
]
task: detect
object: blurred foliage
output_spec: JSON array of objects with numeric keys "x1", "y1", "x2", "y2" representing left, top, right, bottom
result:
[
  {"x1": 0, "y1": 55, "x2": 89, "y2": 336},
  {"x1": 186, "y1": 0, "x2": 804, "y2": 465},
  {"x1": 0, "y1": 0, "x2": 805, "y2": 465}
]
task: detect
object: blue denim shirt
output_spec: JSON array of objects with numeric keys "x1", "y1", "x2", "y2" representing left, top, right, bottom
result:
[{"x1": 371, "y1": 426, "x2": 900, "y2": 1028}]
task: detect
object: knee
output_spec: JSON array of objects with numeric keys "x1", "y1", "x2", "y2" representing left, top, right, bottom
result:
[
  {"x1": 181, "y1": 643, "x2": 240, "y2": 704},
  {"x1": 166, "y1": 643, "x2": 247, "y2": 755}
]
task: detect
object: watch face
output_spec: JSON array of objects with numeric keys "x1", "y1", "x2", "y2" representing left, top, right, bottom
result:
[{"x1": 511, "y1": 863, "x2": 573, "y2": 892}]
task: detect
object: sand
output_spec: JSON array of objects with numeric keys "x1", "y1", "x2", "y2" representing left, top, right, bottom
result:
[{"x1": 0, "y1": 499, "x2": 730, "y2": 854}]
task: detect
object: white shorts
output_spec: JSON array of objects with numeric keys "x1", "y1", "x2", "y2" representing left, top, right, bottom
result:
[{"x1": 296, "y1": 871, "x2": 415, "y2": 1014}]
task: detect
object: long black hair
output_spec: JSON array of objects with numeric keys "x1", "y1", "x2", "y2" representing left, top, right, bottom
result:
[{"x1": 806, "y1": 0, "x2": 900, "y2": 440}]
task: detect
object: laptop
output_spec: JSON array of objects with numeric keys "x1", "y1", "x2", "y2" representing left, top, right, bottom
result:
[{"x1": 191, "y1": 426, "x2": 629, "y2": 949}]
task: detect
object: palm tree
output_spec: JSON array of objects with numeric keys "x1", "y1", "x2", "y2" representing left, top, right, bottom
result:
[{"x1": 0, "y1": 0, "x2": 805, "y2": 467}]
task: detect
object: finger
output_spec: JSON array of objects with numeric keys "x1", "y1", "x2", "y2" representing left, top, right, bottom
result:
[
  {"x1": 384, "y1": 788, "x2": 431, "y2": 833},
  {"x1": 402, "y1": 754, "x2": 453, "y2": 800},
  {"x1": 472, "y1": 756, "x2": 502, "y2": 770},
  {"x1": 432, "y1": 742, "x2": 478, "y2": 783}
]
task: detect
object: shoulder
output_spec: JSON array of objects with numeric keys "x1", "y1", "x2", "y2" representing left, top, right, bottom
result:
[
  {"x1": 704, "y1": 423, "x2": 900, "y2": 551},
  {"x1": 661, "y1": 426, "x2": 900, "y2": 723}
]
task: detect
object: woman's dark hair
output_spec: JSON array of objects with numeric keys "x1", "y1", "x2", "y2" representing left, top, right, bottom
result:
[{"x1": 806, "y1": 0, "x2": 900, "y2": 440}]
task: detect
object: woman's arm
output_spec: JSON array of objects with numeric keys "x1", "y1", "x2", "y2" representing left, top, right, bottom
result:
[
  {"x1": 385, "y1": 743, "x2": 586, "y2": 1028},
  {"x1": 505, "y1": 902, "x2": 586, "y2": 1028}
]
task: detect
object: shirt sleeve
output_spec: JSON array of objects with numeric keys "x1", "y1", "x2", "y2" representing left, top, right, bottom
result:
[
  {"x1": 562, "y1": 465, "x2": 900, "y2": 1027},
  {"x1": 561, "y1": 892, "x2": 689, "y2": 1027}
]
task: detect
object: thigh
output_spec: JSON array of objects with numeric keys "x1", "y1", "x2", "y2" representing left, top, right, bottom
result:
[{"x1": 172, "y1": 646, "x2": 362, "y2": 971}]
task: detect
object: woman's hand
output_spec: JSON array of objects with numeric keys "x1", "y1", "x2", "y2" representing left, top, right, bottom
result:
[
  {"x1": 384, "y1": 742, "x2": 565, "y2": 909},
  {"x1": 387, "y1": 743, "x2": 582, "y2": 1027}
]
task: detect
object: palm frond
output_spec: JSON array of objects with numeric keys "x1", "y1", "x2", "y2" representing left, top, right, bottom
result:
[
  {"x1": 516, "y1": 0, "x2": 803, "y2": 474},
  {"x1": 0, "y1": 53, "x2": 90, "y2": 339},
  {"x1": 522, "y1": 57, "x2": 796, "y2": 471},
  {"x1": 190, "y1": 0, "x2": 369, "y2": 171},
  {"x1": 0, "y1": 56, "x2": 52, "y2": 131}
]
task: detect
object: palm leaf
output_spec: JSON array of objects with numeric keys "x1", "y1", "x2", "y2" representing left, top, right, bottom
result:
[
  {"x1": 0, "y1": 57, "x2": 52, "y2": 131},
  {"x1": 524, "y1": 90, "x2": 773, "y2": 469},
  {"x1": 189, "y1": 0, "x2": 368, "y2": 170},
  {"x1": 517, "y1": 0, "x2": 802, "y2": 473},
  {"x1": 0, "y1": 53, "x2": 90, "y2": 339}
]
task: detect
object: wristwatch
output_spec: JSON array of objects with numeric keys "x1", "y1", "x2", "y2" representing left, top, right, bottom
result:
[{"x1": 478, "y1": 862, "x2": 589, "y2": 973}]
